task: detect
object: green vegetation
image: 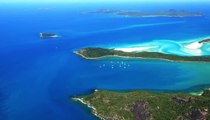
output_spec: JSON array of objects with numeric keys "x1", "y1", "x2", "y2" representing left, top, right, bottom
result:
[
  {"x1": 76, "y1": 48, "x2": 210, "y2": 62},
  {"x1": 199, "y1": 39, "x2": 210, "y2": 44},
  {"x1": 74, "y1": 48, "x2": 210, "y2": 119},
  {"x1": 76, "y1": 90, "x2": 210, "y2": 120}
]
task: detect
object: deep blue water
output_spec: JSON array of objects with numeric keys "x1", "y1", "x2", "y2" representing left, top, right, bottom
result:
[{"x1": 0, "y1": 2, "x2": 210, "y2": 120}]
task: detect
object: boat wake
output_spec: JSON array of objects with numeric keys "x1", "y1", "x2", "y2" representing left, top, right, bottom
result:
[{"x1": 81, "y1": 21, "x2": 186, "y2": 34}]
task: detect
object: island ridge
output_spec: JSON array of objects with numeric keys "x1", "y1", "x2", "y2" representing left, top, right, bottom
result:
[{"x1": 73, "y1": 89, "x2": 210, "y2": 120}]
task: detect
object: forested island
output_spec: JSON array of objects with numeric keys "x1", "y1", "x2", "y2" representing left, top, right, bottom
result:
[
  {"x1": 83, "y1": 9, "x2": 203, "y2": 17},
  {"x1": 73, "y1": 89, "x2": 210, "y2": 120},
  {"x1": 40, "y1": 33, "x2": 58, "y2": 38},
  {"x1": 75, "y1": 48, "x2": 210, "y2": 62}
]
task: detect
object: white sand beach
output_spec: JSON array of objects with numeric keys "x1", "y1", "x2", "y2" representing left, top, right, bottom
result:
[
  {"x1": 185, "y1": 42, "x2": 203, "y2": 49},
  {"x1": 110, "y1": 37, "x2": 210, "y2": 56}
]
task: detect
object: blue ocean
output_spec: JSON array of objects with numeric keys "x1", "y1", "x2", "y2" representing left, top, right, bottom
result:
[{"x1": 0, "y1": 2, "x2": 210, "y2": 120}]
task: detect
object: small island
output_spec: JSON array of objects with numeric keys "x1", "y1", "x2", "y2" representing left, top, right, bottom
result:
[
  {"x1": 75, "y1": 48, "x2": 210, "y2": 62},
  {"x1": 73, "y1": 89, "x2": 210, "y2": 120},
  {"x1": 40, "y1": 33, "x2": 58, "y2": 38},
  {"x1": 83, "y1": 9, "x2": 203, "y2": 17}
]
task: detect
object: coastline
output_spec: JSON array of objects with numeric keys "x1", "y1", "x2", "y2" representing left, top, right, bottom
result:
[
  {"x1": 72, "y1": 94, "x2": 106, "y2": 120},
  {"x1": 74, "y1": 51, "x2": 101, "y2": 60},
  {"x1": 107, "y1": 36, "x2": 210, "y2": 56},
  {"x1": 74, "y1": 50, "x2": 210, "y2": 63},
  {"x1": 73, "y1": 88, "x2": 210, "y2": 120},
  {"x1": 74, "y1": 50, "x2": 176, "y2": 62},
  {"x1": 72, "y1": 37, "x2": 210, "y2": 119},
  {"x1": 74, "y1": 36, "x2": 210, "y2": 62}
]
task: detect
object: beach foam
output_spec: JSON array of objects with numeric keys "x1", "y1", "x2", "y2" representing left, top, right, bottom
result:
[{"x1": 52, "y1": 35, "x2": 59, "y2": 38}]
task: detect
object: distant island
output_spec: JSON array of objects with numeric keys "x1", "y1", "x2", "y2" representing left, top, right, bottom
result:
[
  {"x1": 73, "y1": 89, "x2": 210, "y2": 120},
  {"x1": 40, "y1": 33, "x2": 58, "y2": 38},
  {"x1": 75, "y1": 47, "x2": 210, "y2": 62},
  {"x1": 83, "y1": 9, "x2": 203, "y2": 17}
]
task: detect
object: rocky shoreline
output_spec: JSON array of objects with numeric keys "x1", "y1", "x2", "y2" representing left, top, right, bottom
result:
[
  {"x1": 73, "y1": 89, "x2": 210, "y2": 120},
  {"x1": 72, "y1": 90, "x2": 106, "y2": 120}
]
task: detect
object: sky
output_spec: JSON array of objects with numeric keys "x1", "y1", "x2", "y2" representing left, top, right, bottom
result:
[{"x1": 1, "y1": 0, "x2": 210, "y2": 3}]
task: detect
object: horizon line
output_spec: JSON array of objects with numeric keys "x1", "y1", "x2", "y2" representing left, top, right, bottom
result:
[{"x1": 1, "y1": 0, "x2": 210, "y2": 3}]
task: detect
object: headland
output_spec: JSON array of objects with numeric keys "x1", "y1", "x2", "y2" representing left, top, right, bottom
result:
[{"x1": 73, "y1": 89, "x2": 210, "y2": 120}]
